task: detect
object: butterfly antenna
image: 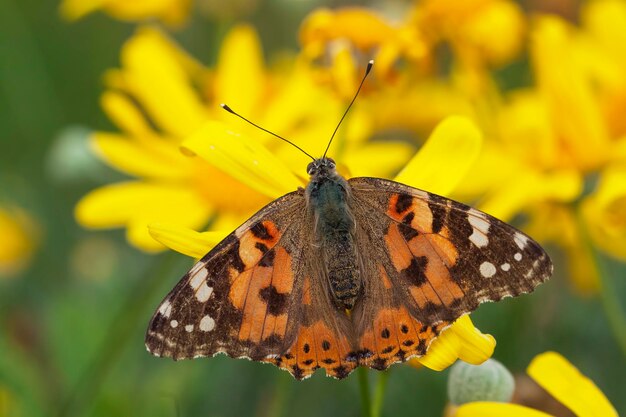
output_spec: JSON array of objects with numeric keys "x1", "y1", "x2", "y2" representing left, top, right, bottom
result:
[
  {"x1": 221, "y1": 104, "x2": 316, "y2": 161},
  {"x1": 322, "y1": 59, "x2": 374, "y2": 159}
]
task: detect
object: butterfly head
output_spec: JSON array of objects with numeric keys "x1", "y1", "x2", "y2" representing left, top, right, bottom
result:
[{"x1": 307, "y1": 158, "x2": 337, "y2": 179}]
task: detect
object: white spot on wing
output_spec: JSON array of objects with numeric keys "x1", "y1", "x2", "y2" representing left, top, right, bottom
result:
[
  {"x1": 189, "y1": 267, "x2": 209, "y2": 290},
  {"x1": 514, "y1": 232, "x2": 529, "y2": 250},
  {"x1": 480, "y1": 261, "x2": 497, "y2": 278},
  {"x1": 159, "y1": 301, "x2": 172, "y2": 318},
  {"x1": 501, "y1": 263, "x2": 511, "y2": 271},
  {"x1": 199, "y1": 315, "x2": 215, "y2": 332},
  {"x1": 170, "y1": 320, "x2": 178, "y2": 328},
  {"x1": 469, "y1": 230, "x2": 489, "y2": 248},
  {"x1": 195, "y1": 283, "x2": 213, "y2": 302},
  {"x1": 514, "y1": 252, "x2": 522, "y2": 261},
  {"x1": 185, "y1": 324, "x2": 194, "y2": 332},
  {"x1": 468, "y1": 214, "x2": 490, "y2": 248}
]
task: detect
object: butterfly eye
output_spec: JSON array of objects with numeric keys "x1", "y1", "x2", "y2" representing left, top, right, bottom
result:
[
  {"x1": 306, "y1": 162, "x2": 316, "y2": 175},
  {"x1": 327, "y1": 158, "x2": 336, "y2": 169}
]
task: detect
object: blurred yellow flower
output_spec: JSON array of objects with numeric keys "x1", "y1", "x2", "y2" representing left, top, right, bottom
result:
[
  {"x1": 75, "y1": 25, "x2": 414, "y2": 251},
  {"x1": 0, "y1": 205, "x2": 39, "y2": 277},
  {"x1": 454, "y1": 12, "x2": 626, "y2": 293},
  {"x1": 60, "y1": 0, "x2": 191, "y2": 26},
  {"x1": 454, "y1": 351, "x2": 618, "y2": 417},
  {"x1": 413, "y1": 0, "x2": 526, "y2": 67}
]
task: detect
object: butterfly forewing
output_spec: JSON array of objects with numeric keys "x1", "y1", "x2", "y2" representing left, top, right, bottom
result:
[
  {"x1": 349, "y1": 177, "x2": 552, "y2": 324},
  {"x1": 146, "y1": 190, "x2": 308, "y2": 361}
]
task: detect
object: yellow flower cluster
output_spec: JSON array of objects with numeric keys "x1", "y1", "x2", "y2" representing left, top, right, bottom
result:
[
  {"x1": 73, "y1": 0, "x2": 626, "y2": 376},
  {"x1": 299, "y1": 0, "x2": 626, "y2": 293}
]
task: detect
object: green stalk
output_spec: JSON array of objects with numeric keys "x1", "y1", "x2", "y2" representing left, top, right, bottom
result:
[
  {"x1": 357, "y1": 367, "x2": 372, "y2": 417},
  {"x1": 577, "y1": 210, "x2": 626, "y2": 357},
  {"x1": 371, "y1": 371, "x2": 389, "y2": 417}
]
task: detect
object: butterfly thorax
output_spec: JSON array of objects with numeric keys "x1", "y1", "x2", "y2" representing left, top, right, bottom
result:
[{"x1": 306, "y1": 158, "x2": 361, "y2": 310}]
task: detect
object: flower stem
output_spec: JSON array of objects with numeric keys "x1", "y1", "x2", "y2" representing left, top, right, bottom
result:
[
  {"x1": 358, "y1": 367, "x2": 372, "y2": 417},
  {"x1": 577, "y1": 211, "x2": 626, "y2": 357},
  {"x1": 372, "y1": 371, "x2": 389, "y2": 417},
  {"x1": 592, "y1": 249, "x2": 626, "y2": 356}
]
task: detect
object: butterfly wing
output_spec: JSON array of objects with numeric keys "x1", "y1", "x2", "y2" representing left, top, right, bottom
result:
[
  {"x1": 347, "y1": 177, "x2": 552, "y2": 370},
  {"x1": 145, "y1": 188, "x2": 356, "y2": 380},
  {"x1": 146, "y1": 190, "x2": 308, "y2": 361}
]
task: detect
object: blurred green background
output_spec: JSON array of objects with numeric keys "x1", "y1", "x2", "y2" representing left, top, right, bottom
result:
[{"x1": 0, "y1": 0, "x2": 624, "y2": 416}]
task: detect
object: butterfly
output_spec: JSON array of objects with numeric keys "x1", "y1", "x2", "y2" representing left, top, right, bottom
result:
[{"x1": 145, "y1": 61, "x2": 552, "y2": 380}]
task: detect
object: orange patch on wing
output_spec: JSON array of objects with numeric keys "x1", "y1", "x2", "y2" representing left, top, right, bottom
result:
[
  {"x1": 385, "y1": 224, "x2": 414, "y2": 271},
  {"x1": 427, "y1": 233, "x2": 458, "y2": 267},
  {"x1": 356, "y1": 307, "x2": 446, "y2": 370},
  {"x1": 409, "y1": 285, "x2": 430, "y2": 309},
  {"x1": 272, "y1": 247, "x2": 294, "y2": 293},
  {"x1": 410, "y1": 198, "x2": 434, "y2": 233},
  {"x1": 238, "y1": 221, "x2": 282, "y2": 266},
  {"x1": 373, "y1": 309, "x2": 400, "y2": 359},
  {"x1": 378, "y1": 265, "x2": 392, "y2": 289},
  {"x1": 408, "y1": 236, "x2": 464, "y2": 305},
  {"x1": 238, "y1": 266, "x2": 273, "y2": 343},
  {"x1": 279, "y1": 320, "x2": 354, "y2": 379},
  {"x1": 229, "y1": 269, "x2": 252, "y2": 309},
  {"x1": 387, "y1": 194, "x2": 408, "y2": 220},
  {"x1": 394, "y1": 307, "x2": 422, "y2": 353}
]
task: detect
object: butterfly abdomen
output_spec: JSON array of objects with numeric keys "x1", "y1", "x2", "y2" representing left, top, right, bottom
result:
[{"x1": 307, "y1": 173, "x2": 361, "y2": 310}]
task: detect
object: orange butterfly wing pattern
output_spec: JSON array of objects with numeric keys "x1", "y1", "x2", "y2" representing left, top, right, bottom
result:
[
  {"x1": 347, "y1": 177, "x2": 552, "y2": 371},
  {"x1": 146, "y1": 191, "x2": 306, "y2": 361},
  {"x1": 146, "y1": 174, "x2": 551, "y2": 380},
  {"x1": 146, "y1": 189, "x2": 357, "y2": 379}
]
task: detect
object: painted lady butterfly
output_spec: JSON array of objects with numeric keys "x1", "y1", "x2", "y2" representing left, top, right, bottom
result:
[{"x1": 145, "y1": 61, "x2": 552, "y2": 379}]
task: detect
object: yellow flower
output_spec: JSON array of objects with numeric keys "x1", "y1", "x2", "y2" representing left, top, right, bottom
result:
[
  {"x1": 452, "y1": 13, "x2": 626, "y2": 292},
  {"x1": 454, "y1": 352, "x2": 618, "y2": 417},
  {"x1": 413, "y1": 0, "x2": 526, "y2": 67},
  {"x1": 60, "y1": 0, "x2": 191, "y2": 26},
  {"x1": 0, "y1": 205, "x2": 39, "y2": 278},
  {"x1": 152, "y1": 115, "x2": 496, "y2": 371},
  {"x1": 76, "y1": 25, "x2": 414, "y2": 251}
]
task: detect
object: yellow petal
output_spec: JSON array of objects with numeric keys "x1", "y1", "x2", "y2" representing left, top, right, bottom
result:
[
  {"x1": 59, "y1": 0, "x2": 106, "y2": 20},
  {"x1": 530, "y1": 16, "x2": 611, "y2": 171},
  {"x1": 527, "y1": 352, "x2": 618, "y2": 417},
  {"x1": 581, "y1": 165, "x2": 626, "y2": 260},
  {"x1": 75, "y1": 181, "x2": 211, "y2": 230},
  {"x1": 121, "y1": 27, "x2": 207, "y2": 138},
  {"x1": 416, "y1": 316, "x2": 495, "y2": 371},
  {"x1": 181, "y1": 121, "x2": 303, "y2": 199},
  {"x1": 453, "y1": 316, "x2": 497, "y2": 364},
  {"x1": 478, "y1": 168, "x2": 582, "y2": 222},
  {"x1": 299, "y1": 8, "x2": 397, "y2": 50},
  {"x1": 148, "y1": 223, "x2": 228, "y2": 258},
  {"x1": 394, "y1": 116, "x2": 483, "y2": 196},
  {"x1": 214, "y1": 25, "x2": 265, "y2": 117},
  {"x1": 100, "y1": 91, "x2": 156, "y2": 138},
  {"x1": 342, "y1": 141, "x2": 414, "y2": 178},
  {"x1": 0, "y1": 206, "x2": 39, "y2": 277},
  {"x1": 455, "y1": 402, "x2": 554, "y2": 417},
  {"x1": 91, "y1": 132, "x2": 190, "y2": 180}
]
